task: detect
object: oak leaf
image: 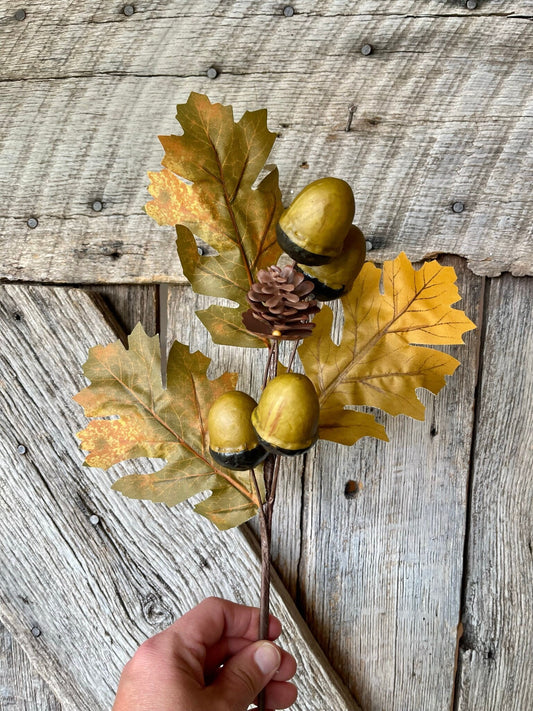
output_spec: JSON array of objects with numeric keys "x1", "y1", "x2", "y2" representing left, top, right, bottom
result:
[
  {"x1": 74, "y1": 323, "x2": 259, "y2": 530},
  {"x1": 299, "y1": 253, "x2": 476, "y2": 445},
  {"x1": 146, "y1": 93, "x2": 282, "y2": 347}
]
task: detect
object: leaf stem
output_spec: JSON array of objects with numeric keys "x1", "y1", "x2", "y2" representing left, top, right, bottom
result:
[
  {"x1": 262, "y1": 342, "x2": 274, "y2": 390},
  {"x1": 287, "y1": 339, "x2": 300, "y2": 373}
]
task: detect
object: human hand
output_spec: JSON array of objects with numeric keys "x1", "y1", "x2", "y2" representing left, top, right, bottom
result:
[{"x1": 113, "y1": 596, "x2": 298, "y2": 711}]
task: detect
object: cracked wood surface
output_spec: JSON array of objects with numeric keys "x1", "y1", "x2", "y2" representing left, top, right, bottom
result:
[
  {"x1": 0, "y1": 1, "x2": 532, "y2": 282},
  {"x1": 296, "y1": 257, "x2": 484, "y2": 710},
  {"x1": 0, "y1": 284, "x2": 358, "y2": 711},
  {"x1": 455, "y1": 274, "x2": 533, "y2": 711}
]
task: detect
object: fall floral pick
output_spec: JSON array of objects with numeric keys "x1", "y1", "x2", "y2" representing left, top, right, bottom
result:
[{"x1": 74, "y1": 92, "x2": 475, "y2": 710}]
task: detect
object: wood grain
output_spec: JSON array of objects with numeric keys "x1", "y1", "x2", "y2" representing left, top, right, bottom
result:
[
  {"x1": 0, "y1": 3, "x2": 531, "y2": 282},
  {"x1": 296, "y1": 257, "x2": 483, "y2": 710},
  {"x1": 454, "y1": 274, "x2": 533, "y2": 711},
  {"x1": 0, "y1": 622, "x2": 63, "y2": 711},
  {"x1": 0, "y1": 284, "x2": 358, "y2": 711},
  {"x1": 84, "y1": 284, "x2": 159, "y2": 338}
]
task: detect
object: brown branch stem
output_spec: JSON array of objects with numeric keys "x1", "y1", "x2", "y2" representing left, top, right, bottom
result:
[{"x1": 253, "y1": 342, "x2": 281, "y2": 711}]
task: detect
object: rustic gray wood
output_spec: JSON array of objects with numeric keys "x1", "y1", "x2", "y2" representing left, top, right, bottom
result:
[
  {"x1": 296, "y1": 258, "x2": 483, "y2": 710},
  {"x1": 455, "y1": 274, "x2": 533, "y2": 711},
  {"x1": 0, "y1": 284, "x2": 358, "y2": 711},
  {"x1": 85, "y1": 284, "x2": 159, "y2": 338},
  {"x1": 1, "y1": 2, "x2": 531, "y2": 283},
  {"x1": 0, "y1": 621, "x2": 63, "y2": 711}
]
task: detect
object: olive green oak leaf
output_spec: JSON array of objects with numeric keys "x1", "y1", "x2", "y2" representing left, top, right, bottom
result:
[
  {"x1": 146, "y1": 92, "x2": 282, "y2": 347},
  {"x1": 176, "y1": 225, "x2": 264, "y2": 348},
  {"x1": 74, "y1": 323, "x2": 259, "y2": 530},
  {"x1": 299, "y1": 253, "x2": 476, "y2": 445}
]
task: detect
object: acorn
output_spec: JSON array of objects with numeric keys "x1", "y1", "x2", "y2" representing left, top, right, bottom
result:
[
  {"x1": 251, "y1": 374, "x2": 320, "y2": 456},
  {"x1": 295, "y1": 225, "x2": 366, "y2": 301},
  {"x1": 208, "y1": 391, "x2": 268, "y2": 470},
  {"x1": 277, "y1": 178, "x2": 355, "y2": 266}
]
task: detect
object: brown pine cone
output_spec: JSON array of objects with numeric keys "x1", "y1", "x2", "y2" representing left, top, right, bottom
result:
[{"x1": 242, "y1": 265, "x2": 320, "y2": 340}]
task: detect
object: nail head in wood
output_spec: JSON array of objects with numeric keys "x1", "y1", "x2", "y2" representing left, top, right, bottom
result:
[
  {"x1": 31, "y1": 626, "x2": 41, "y2": 638},
  {"x1": 92, "y1": 200, "x2": 103, "y2": 212},
  {"x1": 27, "y1": 217, "x2": 38, "y2": 229},
  {"x1": 283, "y1": 6, "x2": 295, "y2": 16},
  {"x1": 452, "y1": 201, "x2": 465, "y2": 214},
  {"x1": 345, "y1": 104, "x2": 356, "y2": 132},
  {"x1": 207, "y1": 67, "x2": 218, "y2": 79},
  {"x1": 197, "y1": 246, "x2": 205, "y2": 255},
  {"x1": 365, "y1": 240, "x2": 373, "y2": 252},
  {"x1": 89, "y1": 514, "x2": 100, "y2": 526},
  {"x1": 466, "y1": 0, "x2": 477, "y2": 9},
  {"x1": 14, "y1": 8, "x2": 26, "y2": 20},
  {"x1": 17, "y1": 444, "x2": 27, "y2": 455},
  {"x1": 361, "y1": 44, "x2": 373, "y2": 56},
  {"x1": 122, "y1": 4, "x2": 134, "y2": 16}
]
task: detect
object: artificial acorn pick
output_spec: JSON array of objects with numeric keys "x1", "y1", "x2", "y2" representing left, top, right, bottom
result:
[
  {"x1": 207, "y1": 391, "x2": 268, "y2": 471},
  {"x1": 75, "y1": 93, "x2": 476, "y2": 711},
  {"x1": 276, "y1": 177, "x2": 355, "y2": 265},
  {"x1": 296, "y1": 224, "x2": 366, "y2": 301}
]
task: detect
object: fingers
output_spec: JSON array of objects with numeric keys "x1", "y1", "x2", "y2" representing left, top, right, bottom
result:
[
  {"x1": 161, "y1": 597, "x2": 282, "y2": 658},
  {"x1": 206, "y1": 640, "x2": 285, "y2": 710},
  {"x1": 261, "y1": 680, "x2": 298, "y2": 710},
  {"x1": 205, "y1": 638, "x2": 296, "y2": 682}
]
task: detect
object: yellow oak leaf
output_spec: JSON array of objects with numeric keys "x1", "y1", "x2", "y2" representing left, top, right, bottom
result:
[
  {"x1": 299, "y1": 253, "x2": 476, "y2": 445},
  {"x1": 74, "y1": 323, "x2": 259, "y2": 530},
  {"x1": 146, "y1": 93, "x2": 282, "y2": 347}
]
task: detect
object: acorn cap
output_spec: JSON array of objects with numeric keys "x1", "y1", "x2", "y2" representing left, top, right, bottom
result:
[
  {"x1": 252, "y1": 373, "x2": 320, "y2": 454},
  {"x1": 296, "y1": 225, "x2": 366, "y2": 301},
  {"x1": 277, "y1": 178, "x2": 355, "y2": 265}
]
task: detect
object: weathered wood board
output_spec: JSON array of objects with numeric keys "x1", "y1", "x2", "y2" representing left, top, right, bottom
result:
[
  {"x1": 297, "y1": 257, "x2": 484, "y2": 710},
  {"x1": 0, "y1": 622, "x2": 63, "y2": 711},
  {"x1": 455, "y1": 274, "x2": 533, "y2": 711},
  {"x1": 0, "y1": 284, "x2": 358, "y2": 711},
  {"x1": 1, "y1": 1, "x2": 532, "y2": 283},
  {"x1": 85, "y1": 285, "x2": 159, "y2": 338}
]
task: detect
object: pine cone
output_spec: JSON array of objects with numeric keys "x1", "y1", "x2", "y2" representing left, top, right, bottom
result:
[{"x1": 242, "y1": 265, "x2": 320, "y2": 340}]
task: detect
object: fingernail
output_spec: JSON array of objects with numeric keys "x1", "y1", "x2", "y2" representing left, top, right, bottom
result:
[{"x1": 254, "y1": 642, "x2": 281, "y2": 675}]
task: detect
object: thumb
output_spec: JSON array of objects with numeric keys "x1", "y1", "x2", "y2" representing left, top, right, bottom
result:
[{"x1": 209, "y1": 640, "x2": 281, "y2": 710}]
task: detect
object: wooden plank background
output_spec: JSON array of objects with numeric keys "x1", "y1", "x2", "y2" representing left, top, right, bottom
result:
[
  {"x1": 1, "y1": 1, "x2": 532, "y2": 710},
  {"x1": 0, "y1": 1, "x2": 532, "y2": 283},
  {"x1": 0, "y1": 285, "x2": 358, "y2": 711}
]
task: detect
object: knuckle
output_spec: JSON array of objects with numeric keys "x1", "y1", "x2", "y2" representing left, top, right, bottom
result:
[{"x1": 128, "y1": 637, "x2": 161, "y2": 671}]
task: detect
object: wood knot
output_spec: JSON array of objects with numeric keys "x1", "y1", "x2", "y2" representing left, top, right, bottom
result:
[{"x1": 141, "y1": 593, "x2": 174, "y2": 628}]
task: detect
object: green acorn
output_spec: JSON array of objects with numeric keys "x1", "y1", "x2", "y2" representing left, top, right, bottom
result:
[
  {"x1": 277, "y1": 178, "x2": 355, "y2": 266},
  {"x1": 251, "y1": 373, "x2": 320, "y2": 456},
  {"x1": 208, "y1": 391, "x2": 268, "y2": 470},
  {"x1": 296, "y1": 225, "x2": 366, "y2": 301}
]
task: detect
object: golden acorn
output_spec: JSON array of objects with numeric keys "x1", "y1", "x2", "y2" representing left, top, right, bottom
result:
[
  {"x1": 251, "y1": 373, "x2": 320, "y2": 456},
  {"x1": 277, "y1": 178, "x2": 355, "y2": 265},
  {"x1": 296, "y1": 225, "x2": 366, "y2": 301},
  {"x1": 208, "y1": 391, "x2": 267, "y2": 470}
]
